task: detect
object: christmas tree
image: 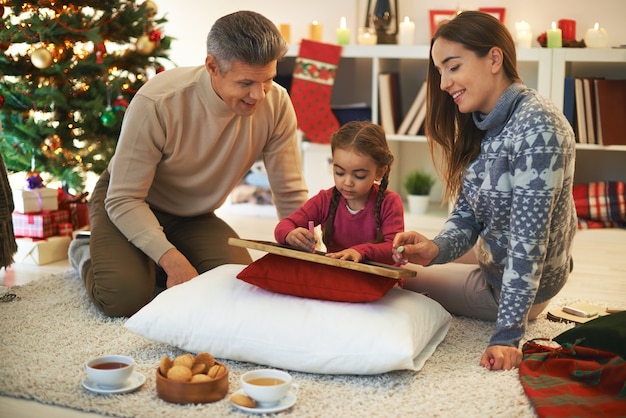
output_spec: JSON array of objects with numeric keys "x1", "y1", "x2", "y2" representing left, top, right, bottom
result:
[{"x1": 0, "y1": 0, "x2": 172, "y2": 193}]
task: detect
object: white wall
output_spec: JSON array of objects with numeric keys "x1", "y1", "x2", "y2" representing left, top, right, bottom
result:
[{"x1": 155, "y1": 0, "x2": 626, "y2": 68}]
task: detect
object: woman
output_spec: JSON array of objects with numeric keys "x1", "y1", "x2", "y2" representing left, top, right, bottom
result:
[{"x1": 393, "y1": 11, "x2": 577, "y2": 370}]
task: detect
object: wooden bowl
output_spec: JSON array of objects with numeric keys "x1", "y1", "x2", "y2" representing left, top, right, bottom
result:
[{"x1": 155, "y1": 362, "x2": 229, "y2": 404}]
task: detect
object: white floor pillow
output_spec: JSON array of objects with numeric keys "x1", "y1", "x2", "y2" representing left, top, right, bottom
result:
[{"x1": 125, "y1": 264, "x2": 451, "y2": 375}]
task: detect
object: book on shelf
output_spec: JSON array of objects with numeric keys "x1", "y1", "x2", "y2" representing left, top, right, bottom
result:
[
  {"x1": 378, "y1": 72, "x2": 401, "y2": 134},
  {"x1": 593, "y1": 79, "x2": 626, "y2": 146},
  {"x1": 582, "y1": 78, "x2": 599, "y2": 145},
  {"x1": 562, "y1": 77, "x2": 576, "y2": 130},
  {"x1": 397, "y1": 81, "x2": 427, "y2": 135},
  {"x1": 574, "y1": 78, "x2": 587, "y2": 144},
  {"x1": 407, "y1": 100, "x2": 427, "y2": 136}
]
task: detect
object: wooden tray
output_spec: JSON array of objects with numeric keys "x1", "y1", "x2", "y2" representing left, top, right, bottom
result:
[{"x1": 228, "y1": 238, "x2": 416, "y2": 279}]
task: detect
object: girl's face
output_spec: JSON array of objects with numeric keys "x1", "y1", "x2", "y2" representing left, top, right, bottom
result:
[
  {"x1": 431, "y1": 38, "x2": 502, "y2": 114},
  {"x1": 332, "y1": 147, "x2": 385, "y2": 211}
]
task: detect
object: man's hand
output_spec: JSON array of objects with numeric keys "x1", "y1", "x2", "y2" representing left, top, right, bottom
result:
[{"x1": 159, "y1": 248, "x2": 199, "y2": 288}]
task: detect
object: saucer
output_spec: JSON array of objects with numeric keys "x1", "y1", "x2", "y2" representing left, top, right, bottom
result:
[
  {"x1": 230, "y1": 389, "x2": 297, "y2": 414},
  {"x1": 82, "y1": 371, "x2": 146, "y2": 395}
]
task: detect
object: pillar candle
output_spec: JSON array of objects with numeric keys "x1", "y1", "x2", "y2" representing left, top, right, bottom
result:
[
  {"x1": 515, "y1": 21, "x2": 533, "y2": 48},
  {"x1": 398, "y1": 16, "x2": 415, "y2": 46},
  {"x1": 357, "y1": 27, "x2": 377, "y2": 45},
  {"x1": 558, "y1": 19, "x2": 576, "y2": 41},
  {"x1": 336, "y1": 16, "x2": 350, "y2": 45},
  {"x1": 546, "y1": 21, "x2": 562, "y2": 48},
  {"x1": 279, "y1": 24, "x2": 291, "y2": 44},
  {"x1": 309, "y1": 20, "x2": 323, "y2": 42},
  {"x1": 584, "y1": 22, "x2": 609, "y2": 48}
]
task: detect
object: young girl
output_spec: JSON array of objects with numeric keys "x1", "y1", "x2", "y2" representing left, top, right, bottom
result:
[
  {"x1": 393, "y1": 11, "x2": 577, "y2": 371},
  {"x1": 275, "y1": 121, "x2": 404, "y2": 265}
]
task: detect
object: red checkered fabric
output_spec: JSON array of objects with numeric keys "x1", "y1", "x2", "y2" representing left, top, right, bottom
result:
[
  {"x1": 573, "y1": 181, "x2": 626, "y2": 229},
  {"x1": 519, "y1": 339, "x2": 626, "y2": 417}
]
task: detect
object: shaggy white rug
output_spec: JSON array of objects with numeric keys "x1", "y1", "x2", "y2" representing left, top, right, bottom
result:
[{"x1": 0, "y1": 270, "x2": 596, "y2": 417}]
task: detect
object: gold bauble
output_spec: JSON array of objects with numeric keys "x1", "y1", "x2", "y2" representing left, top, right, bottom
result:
[
  {"x1": 44, "y1": 134, "x2": 62, "y2": 151},
  {"x1": 31, "y1": 47, "x2": 53, "y2": 69},
  {"x1": 135, "y1": 34, "x2": 156, "y2": 55},
  {"x1": 144, "y1": 0, "x2": 158, "y2": 17}
]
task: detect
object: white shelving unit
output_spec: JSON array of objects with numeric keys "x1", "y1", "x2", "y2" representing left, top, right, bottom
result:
[{"x1": 282, "y1": 45, "x2": 626, "y2": 198}]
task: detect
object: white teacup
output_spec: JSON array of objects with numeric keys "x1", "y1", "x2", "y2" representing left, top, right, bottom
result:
[
  {"x1": 241, "y1": 369, "x2": 297, "y2": 407},
  {"x1": 83, "y1": 355, "x2": 135, "y2": 388}
]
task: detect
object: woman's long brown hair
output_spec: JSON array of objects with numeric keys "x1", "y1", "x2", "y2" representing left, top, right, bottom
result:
[{"x1": 424, "y1": 10, "x2": 521, "y2": 202}]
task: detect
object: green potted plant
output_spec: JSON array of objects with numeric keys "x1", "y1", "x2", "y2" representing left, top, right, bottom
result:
[{"x1": 403, "y1": 169, "x2": 436, "y2": 214}]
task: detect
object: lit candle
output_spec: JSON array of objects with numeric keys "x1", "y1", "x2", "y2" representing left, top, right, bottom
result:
[
  {"x1": 279, "y1": 23, "x2": 291, "y2": 44},
  {"x1": 558, "y1": 19, "x2": 576, "y2": 41},
  {"x1": 309, "y1": 20, "x2": 323, "y2": 42},
  {"x1": 584, "y1": 22, "x2": 609, "y2": 48},
  {"x1": 546, "y1": 21, "x2": 562, "y2": 48},
  {"x1": 398, "y1": 16, "x2": 415, "y2": 46},
  {"x1": 515, "y1": 21, "x2": 533, "y2": 48},
  {"x1": 357, "y1": 27, "x2": 377, "y2": 45},
  {"x1": 336, "y1": 16, "x2": 350, "y2": 45}
]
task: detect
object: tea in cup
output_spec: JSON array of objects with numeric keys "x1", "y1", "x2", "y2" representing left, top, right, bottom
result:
[
  {"x1": 84, "y1": 355, "x2": 135, "y2": 388},
  {"x1": 240, "y1": 369, "x2": 297, "y2": 407}
]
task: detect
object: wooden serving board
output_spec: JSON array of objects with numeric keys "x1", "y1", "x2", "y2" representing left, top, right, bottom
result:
[{"x1": 228, "y1": 238, "x2": 416, "y2": 279}]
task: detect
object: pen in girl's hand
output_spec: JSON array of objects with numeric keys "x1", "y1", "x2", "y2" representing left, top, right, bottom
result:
[{"x1": 308, "y1": 221, "x2": 315, "y2": 253}]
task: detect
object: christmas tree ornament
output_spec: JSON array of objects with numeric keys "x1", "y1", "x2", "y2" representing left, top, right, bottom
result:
[
  {"x1": 44, "y1": 134, "x2": 62, "y2": 151},
  {"x1": 0, "y1": 95, "x2": 4, "y2": 107},
  {"x1": 112, "y1": 95, "x2": 129, "y2": 113},
  {"x1": 144, "y1": 1, "x2": 158, "y2": 17},
  {"x1": 290, "y1": 40, "x2": 342, "y2": 143},
  {"x1": 136, "y1": 34, "x2": 157, "y2": 55},
  {"x1": 31, "y1": 47, "x2": 54, "y2": 69},
  {"x1": 101, "y1": 105, "x2": 117, "y2": 127},
  {"x1": 149, "y1": 29, "x2": 162, "y2": 43},
  {"x1": 94, "y1": 41, "x2": 107, "y2": 63}
]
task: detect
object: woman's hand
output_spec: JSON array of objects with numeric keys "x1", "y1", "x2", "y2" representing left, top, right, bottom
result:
[
  {"x1": 480, "y1": 345, "x2": 523, "y2": 371},
  {"x1": 159, "y1": 248, "x2": 199, "y2": 288},
  {"x1": 285, "y1": 227, "x2": 316, "y2": 252},
  {"x1": 326, "y1": 248, "x2": 362, "y2": 262},
  {"x1": 392, "y1": 231, "x2": 439, "y2": 266}
]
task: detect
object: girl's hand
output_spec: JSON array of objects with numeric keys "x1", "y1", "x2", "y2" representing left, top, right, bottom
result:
[
  {"x1": 326, "y1": 248, "x2": 362, "y2": 262},
  {"x1": 480, "y1": 345, "x2": 523, "y2": 371},
  {"x1": 392, "y1": 231, "x2": 439, "y2": 266},
  {"x1": 285, "y1": 227, "x2": 316, "y2": 252}
]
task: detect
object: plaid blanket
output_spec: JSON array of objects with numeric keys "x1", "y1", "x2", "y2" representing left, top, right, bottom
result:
[
  {"x1": 519, "y1": 339, "x2": 626, "y2": 417},
  {"x1": 573, "y1": 181, "x2": 626, "y2": 229}
]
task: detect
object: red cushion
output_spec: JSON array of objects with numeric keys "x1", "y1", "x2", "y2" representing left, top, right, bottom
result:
[{"x1": 236, "y1": 253, "x2": 399, "y2": 302}]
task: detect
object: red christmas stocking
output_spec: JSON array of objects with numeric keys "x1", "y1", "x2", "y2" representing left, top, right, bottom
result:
[{"x1": 290, "y1": 40, "x2": 342, "y2": 144}]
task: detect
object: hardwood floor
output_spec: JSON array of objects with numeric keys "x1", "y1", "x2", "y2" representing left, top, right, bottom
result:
[{"x1": 1, "y1": 208, "x2": 625, "y2": 417}]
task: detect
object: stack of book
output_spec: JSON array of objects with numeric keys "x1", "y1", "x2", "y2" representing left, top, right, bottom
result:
[{"x1": 564, "y1": 77, "x2": 626, "y2": 146}]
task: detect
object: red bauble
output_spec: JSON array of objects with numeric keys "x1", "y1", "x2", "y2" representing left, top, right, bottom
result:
[
  {"x1": 112, "y1": 95, "x2": 129, "y2": 113},
  {"x1": 0, "y1": 95, "x2": 4, "y2": 107},
  {"x1": 149, "y1": 29, "x2": 162, "y2": 42}
]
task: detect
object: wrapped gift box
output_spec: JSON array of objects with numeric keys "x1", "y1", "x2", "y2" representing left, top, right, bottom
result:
[
  {"x1": 12, "y1": 209, "x2": 70, "y2": 238},
  {"x1": 15, "y1": 236, "x2": 71, "y2": 265},
  {"x1": 13, "y1": 188, "x2": 59, "y2": 213}
]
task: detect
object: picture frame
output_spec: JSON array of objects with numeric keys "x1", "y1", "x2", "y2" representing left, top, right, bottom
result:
[
  {"x1": 479, "y1": 7, "x2": 506, "y2": 23},
  {"x1": 429, "y1": 10, "x2": 458, "y2": 38}
]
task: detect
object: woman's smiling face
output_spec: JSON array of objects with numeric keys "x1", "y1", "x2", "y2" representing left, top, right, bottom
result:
[{"x1": 431, "y1": 38, "x2": 502, "y2": 115}]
